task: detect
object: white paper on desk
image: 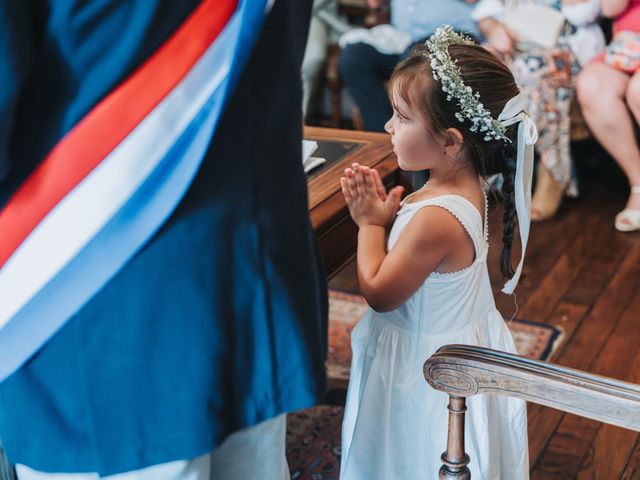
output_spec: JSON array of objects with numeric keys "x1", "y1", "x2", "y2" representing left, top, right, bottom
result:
[{"x1": 302, "y1": 139, "x2": 326, "y2": 173}]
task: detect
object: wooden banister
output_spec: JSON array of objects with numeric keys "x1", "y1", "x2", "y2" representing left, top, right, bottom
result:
[{"x1": 423, "y1": 344, "x2": 640, "y2": 479}]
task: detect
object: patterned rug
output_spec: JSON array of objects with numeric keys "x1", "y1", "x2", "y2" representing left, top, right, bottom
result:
[
  {"x1": 286, "y1": 289, "x2": 564, "y2": 479},
  {"x1": 326, "y1": 289, "x2": 563, "y2": 386}
]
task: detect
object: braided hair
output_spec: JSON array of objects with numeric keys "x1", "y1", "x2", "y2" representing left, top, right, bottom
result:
[{"x1": 499, "y1": 141, "x2": 518, "y2": 278}]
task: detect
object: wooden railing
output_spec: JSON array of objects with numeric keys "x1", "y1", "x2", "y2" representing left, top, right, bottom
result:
[{"x1": 423, "y1": 344, "x2": 640, "y2": 479}]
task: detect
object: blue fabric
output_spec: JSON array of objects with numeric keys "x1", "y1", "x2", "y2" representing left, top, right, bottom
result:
[
  {"x1": 0, "y1": 0, "x2": 327, "y2": 475},
  {"x1": 391, "y1": 0, "x2": 479, "y2": 41},
  {"x1": 0, "y1": 0, "x2": 199, "y2": 204},
  {"x1": 0, "y1": 0, "x2": 264, "y2": 385}
]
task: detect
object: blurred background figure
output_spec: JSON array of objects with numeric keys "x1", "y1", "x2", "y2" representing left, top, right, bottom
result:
[
  {"x1": 577, "y1": 0, "x2": 640, "y2": 232},
  {"x1": 338, "y1": 0, "x2": 479, "y2": 132},
  {"x1": 474, "y1": 0, "x2": 604, "y2": 221},
  {"x1": 302, "y1": 0, "x2": 353, "y2": 119}
]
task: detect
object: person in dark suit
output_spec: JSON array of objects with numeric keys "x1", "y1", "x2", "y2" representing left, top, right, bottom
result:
[{"x1": 0, "y1": 0, "x2": 327, "y2": 478}]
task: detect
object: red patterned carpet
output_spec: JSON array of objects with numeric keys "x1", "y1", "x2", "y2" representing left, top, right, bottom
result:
[{"x1": 286, "y1": 289, "x2": 563, "y2": 479}]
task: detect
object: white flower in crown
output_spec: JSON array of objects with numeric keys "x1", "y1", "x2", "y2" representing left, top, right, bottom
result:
[{"x1": 425, "y1": 26, "x2": 510, "y2": 143}]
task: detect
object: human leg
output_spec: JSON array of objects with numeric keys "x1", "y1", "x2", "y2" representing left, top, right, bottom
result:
[
  {"x1": 14, "y1": 467, "x2": 96, "y2": 480},
  {"x1": 209, "y1": 414, "x2": 289, "y2": 480},
  {"x1": 616, "y1": 71, "x2": 640, "y2": 229},
  {"x1": 531, "y1": 85, "x2": 575, "y2": 220},
  {"x1": 14, "y1": 455, "x2": 210, "y2": 480},
  {"x1": 511, "y1": 50, "x2": 575, "y2": 220},
  {"x1": 301, "y1": 16, "x2": 329, "y2": 118},
  {"x1": 0, "y1": 439, "x2": 15, "y2": 480},
  {"x1": 338, "y1": 42, "x2": 399, "y2": 131},
  {"x1": 14, "y1": 413, "x2": 290, "y2": 480},
  {"x1": 578, "y1": 62, "x2": 640, "y2": 230},
  {"x1": 532, "y1": 155, "x2": 565, "y2": 221}
]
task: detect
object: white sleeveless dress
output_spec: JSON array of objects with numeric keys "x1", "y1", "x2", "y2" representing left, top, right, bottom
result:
[{"x1": 340, "y1": 195, "x2": 530, "y2": 480}]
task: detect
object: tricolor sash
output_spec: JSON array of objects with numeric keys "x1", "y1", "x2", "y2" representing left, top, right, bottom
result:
[{"x1": 0, "y1": 0, "x2": 268, "y2": 382}]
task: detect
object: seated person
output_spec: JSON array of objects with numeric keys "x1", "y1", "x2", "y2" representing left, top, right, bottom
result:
[
  {"x1": 302, "y1": 0, "x2": 353, "y2": 119},
  {"x1": 474, "y1": 0, "x2": 603, "y2": 221},
  {"x1": 577, "y1": 0, "x2": 640, "y2": 232},
  {"x1": 338, "y1": 0, "x2": 479, "y2": 132}
]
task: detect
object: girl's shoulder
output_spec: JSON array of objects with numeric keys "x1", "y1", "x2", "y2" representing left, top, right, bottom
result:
[
  {"x1": 397, "y1": 188, "x2": 486, "y2": 254},
  {"x1": 398, "y1": 189, "x2": 483, "y2": 243},
  {"x1": 400, "y1": 195, "x2": 482, "y2": 237},
  {"x1": 401, "y1": 188, "x2": 484, "y2": 219},
  {"x1": 394, "y1": 197, "x2": 481, "y2": 275}
]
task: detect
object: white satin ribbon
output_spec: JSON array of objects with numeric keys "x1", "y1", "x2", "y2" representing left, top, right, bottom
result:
[{"x1": 497, "y1": 94, "x2": 538, "y2": 294}]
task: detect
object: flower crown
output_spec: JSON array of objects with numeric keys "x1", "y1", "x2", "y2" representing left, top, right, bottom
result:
[{"x1": 425, "y1": 26, "x2": 510, "y2": 143}]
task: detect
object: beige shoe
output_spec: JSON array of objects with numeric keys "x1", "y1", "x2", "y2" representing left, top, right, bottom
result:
[
  {"x1": 615, "y1": 186, "x2": 640, "y2": 232},
  {"x1": 531, "y1": 163, "x2": 564, "y2": 221}
]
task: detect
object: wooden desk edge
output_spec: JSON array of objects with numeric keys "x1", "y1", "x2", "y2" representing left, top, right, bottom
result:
[
  {"x1": 304, "y1": 126, "x2": 390, "y2": 144},
  {"x1": 305, "y1": 127, "x2": 399, "y2": 278}
]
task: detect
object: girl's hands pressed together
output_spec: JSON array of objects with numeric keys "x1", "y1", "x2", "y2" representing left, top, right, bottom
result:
[{"x1": 340, "y1": 163, "x2": 404, "y2": 229}]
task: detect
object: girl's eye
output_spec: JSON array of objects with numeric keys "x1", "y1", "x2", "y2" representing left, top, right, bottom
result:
[{"x1": 395, "y1": 111, "x2": 407, "y2": 122}]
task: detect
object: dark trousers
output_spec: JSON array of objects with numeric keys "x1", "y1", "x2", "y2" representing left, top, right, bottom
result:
[{"x1": 338, "y1": 42, "x2": 400, "y2": 132}]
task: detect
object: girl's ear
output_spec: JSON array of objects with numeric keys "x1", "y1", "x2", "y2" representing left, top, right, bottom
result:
[{"x1": 442, "y1": 127, "x2": 465, "y2": 157}]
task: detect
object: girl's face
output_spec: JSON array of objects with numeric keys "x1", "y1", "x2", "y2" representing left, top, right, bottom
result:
[{"x1": 384, "y1": 85, "x2": 445, "y2": 172}]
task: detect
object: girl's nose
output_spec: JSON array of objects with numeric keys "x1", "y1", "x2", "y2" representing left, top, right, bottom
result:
[{"x1": 384, "y1": 118, "x2": 393, "y2": 134}]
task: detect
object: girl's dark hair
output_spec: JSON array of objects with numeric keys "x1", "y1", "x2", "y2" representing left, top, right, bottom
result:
[{"x1": 388, "y1": 43, "x2": 519, "y2": 279}]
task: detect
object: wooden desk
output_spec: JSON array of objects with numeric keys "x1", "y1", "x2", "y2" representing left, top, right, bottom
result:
[{"x1": 305, "y1": 127, "x2": 399, "y2": 278}]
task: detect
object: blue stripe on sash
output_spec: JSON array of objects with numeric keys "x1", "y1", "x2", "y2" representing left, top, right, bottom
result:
[{"x1": 0, "y1": 0, "x2": 267, "y2": 383}]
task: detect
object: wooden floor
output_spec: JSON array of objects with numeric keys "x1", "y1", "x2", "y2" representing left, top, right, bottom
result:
[{"x1": 328, "y1": 153, "x2": 640, "y2": 479}]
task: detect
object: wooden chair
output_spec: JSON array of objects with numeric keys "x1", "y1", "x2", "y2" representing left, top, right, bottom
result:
[
  {"x1": 423, "y1": 344, "x2": 640, "y2": 479},
  {"x1": 570, "y1": 98, "x2": 591, "y2": 142}
]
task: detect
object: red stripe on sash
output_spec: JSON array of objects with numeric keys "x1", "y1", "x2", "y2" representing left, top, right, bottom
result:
[{"x1": 0, "y1": 0, "x2": 238, "y2": 267}]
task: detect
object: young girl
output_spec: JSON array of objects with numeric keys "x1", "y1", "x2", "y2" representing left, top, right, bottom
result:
[{"x1": 339, "y1": 27, "x2": 536, "y2": 479}]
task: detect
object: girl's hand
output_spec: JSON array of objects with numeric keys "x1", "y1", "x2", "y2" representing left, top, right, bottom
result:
[
  {"x1": 340, "y1": 163, "x2": 404, "y2": 228},
  {"x1": 370, "y1": 167, "x2": 389, "y2": 201}
]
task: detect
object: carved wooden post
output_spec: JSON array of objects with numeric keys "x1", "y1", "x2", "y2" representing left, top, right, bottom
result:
[
  {"x1": 440, "y1": 395, "x2": 471, "y2": 480},
  {"x1": 425, "y1": 344, "x2": 640, "y2": 479}
]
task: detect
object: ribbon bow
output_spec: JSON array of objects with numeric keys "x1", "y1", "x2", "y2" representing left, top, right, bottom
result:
[{"x1": 497, "y1": 94, "x2": 538, "y2": 294}]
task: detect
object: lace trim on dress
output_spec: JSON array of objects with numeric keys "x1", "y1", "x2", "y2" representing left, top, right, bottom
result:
[
  {"x1": 402, "y1": 194, "x2": 485, "y2": 245},
  {"x1": 392, "y1": 194, "x2": 489, "y2": 277}
]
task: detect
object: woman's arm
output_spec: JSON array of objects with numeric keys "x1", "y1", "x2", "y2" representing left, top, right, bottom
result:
[
  {"x1": 472, "y1": 0, "x2": 514, "y2": 53},
  {"x1": 600, "y1": 0, "x2": 630, "y2": 18},
  {"x1": 477, "y1": 17, "x2": 515, "y2": 54}
]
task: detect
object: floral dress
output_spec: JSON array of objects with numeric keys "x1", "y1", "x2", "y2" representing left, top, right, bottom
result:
[{"x1": 477, "y1": 0, "x2": 582, "y2": 196}]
